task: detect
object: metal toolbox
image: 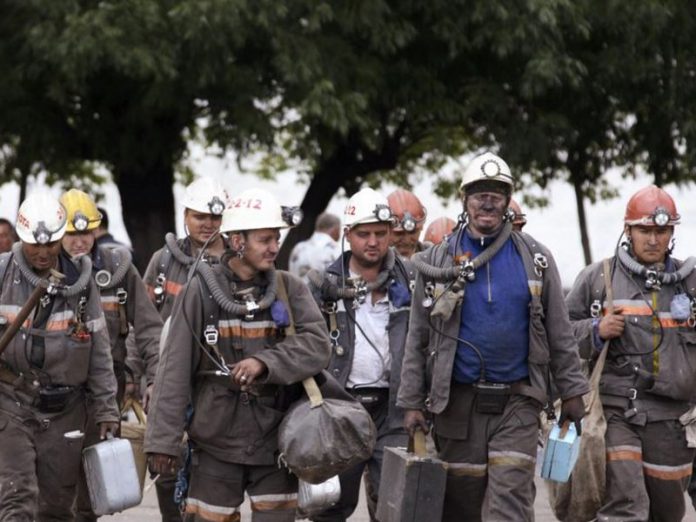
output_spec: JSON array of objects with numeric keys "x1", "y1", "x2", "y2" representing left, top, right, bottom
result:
[
  {"x1": 376, "y1": 444, "x2": 448, "y2": 522},
  {"x1": 297, "y1": 475, "x2": 341, "y2": 518},
  {"x1": 82, "y1": 434, "x2": 143, "y2": 515}
]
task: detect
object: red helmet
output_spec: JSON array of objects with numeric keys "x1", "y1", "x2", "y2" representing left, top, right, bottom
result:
[
  {"x1": 624, "y1": 185, "x2": 680, "y2": 227},
  {"x1": 508, "y1": 198, "x2": 527, "y2": 228},
  {"x1": 387, "y1": 189, "x2": 427, "y2": 232},
  {"x1": 424, "y1": 217, "x2": 456, "y2": 245}
]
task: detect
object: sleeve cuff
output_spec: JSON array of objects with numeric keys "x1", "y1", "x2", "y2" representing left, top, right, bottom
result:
[{"x1": 592, "y1": 318, "x2": 605, "y2": 351}]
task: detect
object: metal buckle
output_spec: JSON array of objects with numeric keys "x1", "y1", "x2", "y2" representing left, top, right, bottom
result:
[
  {"x1": 628, "y1": 388, "x2": 638, "y2": 400},
  {"x1": 460, "y1": 260, "x2": 476, "y2": 282},
  {"x1": 534, "y1": 253, "x2": 548, "y2": 278},
  {"x1": 204, "y1": 325, "x2": 219, "y2": 346},
  {"x1": 590, "y1": 299, "x2": 602, "y2": 319},
  {"x1": 323, "y1": 301, "x2": 337, "y2": 314},
  {"x1": 116, "y1": 288, "x2": 128, "y2": 305},
  {"x1": 244, "y1": 297, "x2": 259, "y2": 320},
  {"x1": 154, "y1": 273, "x2": 166, "y2": 304},
  {"x1": 645, "y1": 270, "x2": 661, "y2": 290}
]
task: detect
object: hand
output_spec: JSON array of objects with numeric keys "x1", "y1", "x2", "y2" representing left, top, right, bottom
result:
[
  {"x1": 559, "y1": 395, "x2": 585, "y2": 436},
  {"x1": 230, "y1": 358, "x2": 267, "y2": 388},
  {"x1": 124, "y1": 381, "x2": 141, "y2": 402},
  {"x1": 148, "y1": 453, "x2": 178, "y2": 476},
  {"x1": 404, "y1": 409, "x2": 429, "y2": 437},
  {"x1": 98, "y1": 421, "x2": 120, "y2": 440},
  {"x1": 598, "y1": 307, "x2": 625, "y2": 340},
  {"x1": 142, "y1": 384, "x2": 154, "y2": 413}
]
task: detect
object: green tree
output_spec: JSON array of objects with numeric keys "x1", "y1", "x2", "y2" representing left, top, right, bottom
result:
[
  {"x1": 253, "y1": 0, "x2": 590, "y2": 266},
  {"x1": 0, "y1": 0, "x2": 280, "y2": 270}
]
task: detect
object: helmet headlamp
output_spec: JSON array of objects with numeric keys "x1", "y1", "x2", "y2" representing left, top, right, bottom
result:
[
  {"x1": 653, "y1": 207, "x2": 670, "y2": 227},
  {"x1": 72, "y1": 212, "x2": 89, "y2": 232},
  {"x1": 281, "y1": 206, "x2": 303, "y2": 226},
  {"x1": 374, "y1": 204, "x2": 393, "y2": 223},
  {"x1": 395, "y1": 207, "x2": 427, "y2": 232},
  {"x1": 33, "y1": 221, "x2": 52, "y2": 245},
  {"x1": 208, "y1": 196, "x2": 225, "y2": 216}
]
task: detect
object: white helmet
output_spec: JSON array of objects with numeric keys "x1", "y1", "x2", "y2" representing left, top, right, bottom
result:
[
  {"x1": 182, "y1": 177, "x2": 229, "y2": 215},
  {"x1": 343, "y1": 188, "x2": 393, "y2": 228},
  {"x1": 16, "y1": 193, "x2": 68, "y2": 245},
  {"x1": 221, "y1": 188, "x2": 302, "y2": 233},
  {"x1": 459, "y1": 152, "x2": 514, "y2": 194}
]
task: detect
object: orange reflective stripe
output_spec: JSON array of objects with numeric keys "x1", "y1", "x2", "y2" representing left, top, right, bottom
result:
[
  {"x1": 605, "y1": 306, "x2": 652, "y2": 316},
  {"x1": 46, "y1": 319, "x2": 71, "y2": 331},
  {"x1": 249, "y1": 494, "x2": 297, "y2": 512},
  {"x1": 643, "y1": 462, "x2": 692, "y2": 481},
  {"x1": 607, "y1": 449, "x2": 642, "y2": 462},
  {"x1": 218, "y1": 325, "x2": 276, "y2": 339},
  {"x1": 165, "y1": 280, "x2": 183, "y2": 296},
  {"x1": 101, "y1": 302, "x2": 119, "y2": 312},
  {"x1": 184, "y1": 500, "x2": 240, "y2": 522}
]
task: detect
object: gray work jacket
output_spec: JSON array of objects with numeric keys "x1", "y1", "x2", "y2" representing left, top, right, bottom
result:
[
  {"x1": 566, "y1": 255, "x2": 696, "y2": 422},
  {"x1": 397, "y1": 230, "x2": 589, "y2": 415},
  {"x1": 310, "y1": 250, "x2": 413, "y2": 431}
]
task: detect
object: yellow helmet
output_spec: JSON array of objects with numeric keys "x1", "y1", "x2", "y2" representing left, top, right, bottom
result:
[{"x1": 59, "y1": 189, "x2": 102, "y2": 233}]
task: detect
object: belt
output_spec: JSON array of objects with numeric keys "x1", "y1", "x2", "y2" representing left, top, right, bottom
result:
[
  {"x1": 198, "y1": 372, "x2": 278, "y2": 397},
  {"x1": 451, "y1": 379, "x2": 547, "y2": 405},
  {"x1": 347, "y1": 387, "x2": 389, "y2": 404}
]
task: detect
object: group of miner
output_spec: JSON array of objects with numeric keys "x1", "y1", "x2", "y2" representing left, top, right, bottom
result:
[{"x1": 0, "y1": 151, "x2": 695, "y2": 522}]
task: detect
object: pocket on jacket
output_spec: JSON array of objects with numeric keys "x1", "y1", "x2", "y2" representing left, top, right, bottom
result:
[
  {"x1": 648, "y1": 329, "x2": 696, "y2": 401},
  {"x1": 42, "y1": 333, "x2": 91, "y2": 386}
]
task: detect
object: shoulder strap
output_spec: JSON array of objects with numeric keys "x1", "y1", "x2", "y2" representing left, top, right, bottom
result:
[
  {"x1": 274, "y1": 271, "x2": 324, "y2": 407},
  {"x1": 275, "y1": 271, "x2": 295, "y2": 335},
  {"x1": 195, "y1": 272, "x2": 221, "y2": 350}
]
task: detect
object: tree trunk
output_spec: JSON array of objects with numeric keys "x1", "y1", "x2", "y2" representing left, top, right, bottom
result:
[
  {"x1": 571, "y1": 175, "x2": 593, "y2": 266},
  {"x1": 114, "y1": 161, "x2": 176, "y2": 274}
]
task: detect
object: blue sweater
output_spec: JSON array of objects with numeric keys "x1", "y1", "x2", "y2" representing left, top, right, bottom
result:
[{"x1": 453, "y1": 230, "x2": 530, "y2": 383}]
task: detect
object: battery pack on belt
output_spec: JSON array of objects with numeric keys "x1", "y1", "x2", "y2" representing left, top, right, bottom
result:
[
  {"x1": 37, "y1": 386, "x2": 77, "y2": 413},
  {"x1": 474, "y1": 382, "x2": 511, "y2": 414}
]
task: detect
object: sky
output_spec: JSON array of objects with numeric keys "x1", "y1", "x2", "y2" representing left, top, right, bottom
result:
[{"x1": 2, "y1": 148, "x2": 694, "y2": 287}]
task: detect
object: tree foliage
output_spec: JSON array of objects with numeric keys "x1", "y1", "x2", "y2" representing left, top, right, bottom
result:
[{"x1": 3, "y1": 0, "x2": 696, "y2": 269}]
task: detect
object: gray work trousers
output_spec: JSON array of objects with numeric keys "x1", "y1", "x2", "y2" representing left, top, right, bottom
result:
[
  {"x1": 433, "y1": 383, "x2": 541, "y2": 522},
  {"x1": 598, "y1": 406, "x2": 694, "y2": 522},
  {"x1": 0, "y1": 393, "x2": 86, "y2": 522},
  {"x1": 183, "y1": 449, "x2": 298, "y2": 522}
]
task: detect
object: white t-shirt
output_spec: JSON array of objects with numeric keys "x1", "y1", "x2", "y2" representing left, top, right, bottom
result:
[{"x1": 346, "y1": 290, "x2": 391, "y2": 389}]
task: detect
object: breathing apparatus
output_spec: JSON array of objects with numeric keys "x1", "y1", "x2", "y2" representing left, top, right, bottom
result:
[
  {"x1": 310, "y1": 188, "x2": 400, "y2": 385},
  {"x1": 413, "y1": 152, "x2": 518, "y2": 322},
  {"x1": 411, "y1": 152, "x2": 527, "y2": 386},
  {"x1": 180, "y1": 188, "x2": 298, "y2": 378},
  {"x1": 12, "y1": 242, "x2": 92, "y2": 298}
]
